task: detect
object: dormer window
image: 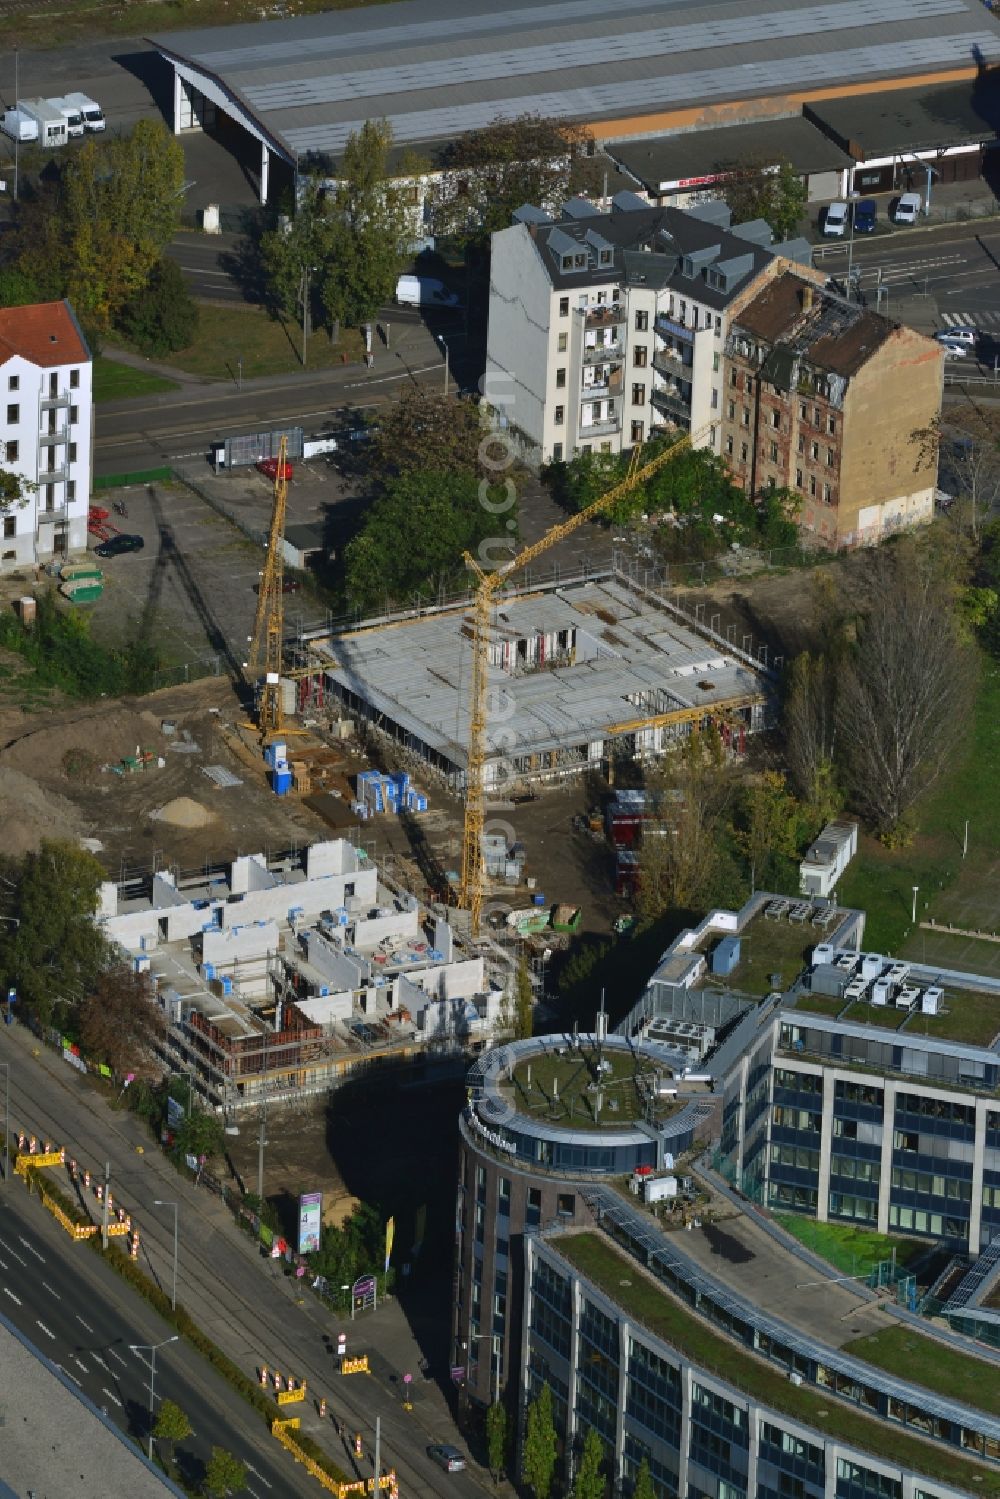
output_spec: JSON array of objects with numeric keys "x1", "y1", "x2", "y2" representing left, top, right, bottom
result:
[
  {"x1": 574, "y1": 253, "x2": 587, "y2": 269},
  {"x1": 598, "y1": 248, "x2": 612, "y2": 266},
  {"x1": 561, "y1": 254, "x2": 574, "y2": 272}
]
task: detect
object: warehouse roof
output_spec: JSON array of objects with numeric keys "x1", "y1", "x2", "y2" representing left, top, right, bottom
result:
[
  {"x1": 608, "y1": 116, "x2": 853, "y2": 194},
  {"x1": 150, "y1": 0, "x2": 1000, "y2": 161},
  {"x1": 312, "y1": 578, "x2": 764, "y2": 771},
  {"x1": 805, "y1": 75, "x2": 1000, "y2": 157}
]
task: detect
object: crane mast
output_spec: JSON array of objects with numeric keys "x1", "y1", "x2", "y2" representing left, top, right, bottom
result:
[{"x1": 247, "y1": 435, "x2": 289, "y2": 741}]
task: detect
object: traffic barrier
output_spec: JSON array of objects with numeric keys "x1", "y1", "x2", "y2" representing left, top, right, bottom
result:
[
  {"x1": 277, "y1": 1385, "x2": 306, "y2": 1406},
  {"x1": 341, "y1": 1356, "x2": 369, "y2": 1376}
]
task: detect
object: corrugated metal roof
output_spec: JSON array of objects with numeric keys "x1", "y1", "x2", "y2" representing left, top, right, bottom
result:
[{"x1": 150, "y1": 0, "x2": 1000, "y2": 160}]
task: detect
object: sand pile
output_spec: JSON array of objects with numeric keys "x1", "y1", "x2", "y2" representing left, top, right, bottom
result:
[
  {"x1": 0, "y1": 765, "x2": 87, "y2": 858},
  {"x1": 151, "y1": 796, "x2": 217, "y2": 829}
]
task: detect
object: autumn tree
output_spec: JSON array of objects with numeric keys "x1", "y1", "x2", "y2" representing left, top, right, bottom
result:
[
  {"x1": 835, "y1": 545, "x2": 975, "y2": 840},
  {"x1": 513, "y1": 958, "x2": 534, "y2": 1040},
  {"x1": 5, "y1": 841, "x2": 109, "y2": 1027},
  {"x1": 574, "y1": 1427, "x2": 607, "y2": 1499},
  {"x1": 322, "y1": 120, "x2": 411, "y2": 335},
  {"x1": 79, "y1": 966, "x2": 166, "y2": 1078},
  {"x1": 783, "y1": 651, "x2": 838, "y2": 812},
  {"x1": 916, "y1": 408, "x2": 1000, "y2": 544},
  {"x1": 736, "y1": 770, "x2": 801, "y2": 889},
  {"x1": 716, "y1": 154, "x2": 807, "y2": 241},
  {"x1": 432, "y1": 114, "x2": 600, "y2": 241},
  {"x1": 370, "y1": 386, "x2": 484, "y2": 484},
  {"x1": 203, "y1": 1446, "x2": 247, "y2": 1497},
  {"x1": 522, "y1": 1383, "x2": 558, "y2": 1499},
  {"x1": 486, "y1": 1400, "x2": 508, "y2": 1483},
  {"x1": 638, "y1": 734, "x2": 735, "y2": 921}
]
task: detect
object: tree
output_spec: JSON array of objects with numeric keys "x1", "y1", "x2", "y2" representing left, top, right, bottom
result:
[
  {"x1": 0, "y1": 466, "x2": 36, "y2": 514},
  {"x1": 59, "y1": 120, "x2": 186, "y2": 329},
  {"x1": 6, "y1": 840, "x2": 109, "y2": 1026},
  {"x1": 638, "y1": 735, "x2": 734, "y2": 921},
  {"x1": 633, "y1": 1458, "x2": 658, "y2": 1499},
  {"x1": 371, "y1": 387, "x2": 484, "y2": 485},
  {"x1": 344, "y1": 468, "x2": 506, "y2": 613},
  {"x1": 521, "y1": 1383, "x2": 558, "y2": 1499},
  {"x1": 783, "y1": 651, "x2": 838, "y2": 813},
  {"x1": 432, "y1": 114, "x2": 599, "y2": 242},
  {"x1": 259, "y1": 177, "x2": 336, "y2": 328},
  {"x1": 203, "y1": 1446, "x2": 247, "y2": 1497},
  {"x1": 118, "y1": 256, "x2": 199, "y2": 356},
  {"x1": 513, "y1": 959, "x2": 533, "y2": 1040},
  {"x1": 716, "y1": 154, "x2": 807, "y2": 241},
  {"x1": 154, "y1": 1397, "x2": 192, "y2": 1462},
  {"x1": 173, "y1": 1106, "x2": 225, "y2": 1165},
  {"x1": 321, "y1": 120, "x2": 411, "y2": 334},
  {"x1": 486, "y1": 1399, "x2": 508, "y2": 1483},
  {"x1": 917, "y1": 409, "x2": 1000, "y2": 544},
  {"x1": 78, "y1": 966, "x2": 166, "y2": 1078},
  {"x1": 835, "y1": 545, "x2": 976, "y2": 839},
  {"x1": 0, "y1": 265, "x2": 47, "y2": 308},
  {"x1": 574, "y1": 1426, "x2": 606, "y2": 1499},
  {"x1": 736, "y1": 771, "x2": 801, "y2": 889}
]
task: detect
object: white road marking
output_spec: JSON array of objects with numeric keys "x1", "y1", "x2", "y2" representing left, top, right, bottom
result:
[
  {"x1": 18, "y1": 1236, "x2": 44, "y2": 1263},
  {"x1": 108, "y1": 1348, "x2": 128, "y2": 1368},
  {"x1": 3, "y1": 1287, "x2": 22, "y2": 1305},
  {"x1": 0, "y1": 1239, "x2": 28, "y2": 1266},
  {"x1": 92, "y1": 1353, "x2": 110, "y2": 1371},
  {"x1": 42, "y1": 1282, "x2": 61, "y2": 1299},
  {"x1": 245, "y1": 1465, "x2": 271, "y2": 1488},
  {"x1": 73, "y1": 1356, "x2": 89, "y2": 1374},
  {"x1": 76, "y1": 1314, "x2": 94, "y2": 1332},
  {"x1": 102, "y1": 1387, "x2": 123, "y2": 1407},
  {"x1": 0, "y1": 1256, "x2": 8, "y2": 1270},
  {"x1": 36, "y1": 1319, "x2": 56, "y2": 1340}
]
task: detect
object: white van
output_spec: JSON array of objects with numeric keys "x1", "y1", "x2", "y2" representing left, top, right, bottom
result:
[
  {"x1": 395, "y1": 274, "x2": 460, "y2": 309},
  {"x1": 50, "y1": 98, "x2": 85, "y2": 138},
  {"x1": 63, "y1": 92, "x2": 105, "y2": 132},
  {"x1": 822, "y1": 201, "x2": 849, "y2": 238},
  {"x1": 892, "y1": 192, "x2": 922, "y2": 226}
]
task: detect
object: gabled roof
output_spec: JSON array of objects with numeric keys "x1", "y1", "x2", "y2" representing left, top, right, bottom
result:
[
  {"x1": 732, "y1": 271, "x2": 895, "y2": 377},
  {"x1": 0, "y1": 301, "x2": 90, "y2": 369}
]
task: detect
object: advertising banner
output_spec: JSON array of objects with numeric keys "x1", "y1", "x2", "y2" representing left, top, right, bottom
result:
[{"x1": 297, "y1": 1191, "x2": 322, "y2": 1255}]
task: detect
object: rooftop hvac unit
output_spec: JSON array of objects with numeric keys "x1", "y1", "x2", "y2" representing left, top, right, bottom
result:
[
  {"x1": 789, "y1": 1372, "x2": 804, "y2": 1386},
  {"x1": 812, "y1": 943, "x2": 834, "y2": 968},
  {"x1": 922, "y1": 986, "x2": 943, "y2": 1014},
  {"x1": 896, "y1": 984, "x2": 920, "y2": 1010},
  {"x1": 887, "y1": 962, "x2": 909, "y2": 984},
  {"x1": 860, "y1": 954, "x2": 884, "y2": 982},
  {"x1": 844, "y1": 978, "x2": 867, "y2": 1002},
  {"x1": 871, "y1": 978, "x2": 891, "y2": 1007},
  {"x1": 835, "y1": 953, "x2": 857, "y2": 973}
]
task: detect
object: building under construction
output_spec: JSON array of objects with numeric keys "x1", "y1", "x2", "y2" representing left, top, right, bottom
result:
[{"x1": 304, "y1": 573, "x2": 768, "y2": 792}]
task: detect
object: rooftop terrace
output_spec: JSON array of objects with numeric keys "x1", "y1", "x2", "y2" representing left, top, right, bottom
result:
[{"x1": 502, "y1": 1045, "x2": 685, "y2": 1131}]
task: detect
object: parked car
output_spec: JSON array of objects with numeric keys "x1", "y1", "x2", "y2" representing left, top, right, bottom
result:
[
  {"x1": 853, "y1": 198, "x2": 877, "y2": 234},
  {"x1": 935, "y1": 337, "x2": 970, "y2": 360},
  {"x1": 257, "y1": 456, "x2": 294, "y2": 480},
  {"x1": 95, "y1": 533, "x2": 145, "y2": 558},
  {"x1": 822, "y1": 201, "x2": 848, "y2": 237},
  {"x1": 934, "y1": 326, "x2": 977, "y2": 350},
  {"x1": 891, "y1": 191, "x2": 922, "y2": 225},
  {"x1": 428, "y1": 1444, "x2": 466, "y2": 1473}
]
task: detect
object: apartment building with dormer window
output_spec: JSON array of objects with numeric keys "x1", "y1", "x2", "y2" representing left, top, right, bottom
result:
[
  {"x1": 485, "y1": 192, "x2": 816, "y2": 466},
  {"x1": 0, "y1": 301, "x2": 92, "y2": 572}
]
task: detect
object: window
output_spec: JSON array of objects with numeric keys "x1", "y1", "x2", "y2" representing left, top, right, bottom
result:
[
  {"x1": 635, "y1": 310, "x2": 649, "y2": 331},
  {"x1": 796, "y1": 468, "x2": 803, "y2": 488},
  {"x1": 557, "y1": 332, "x2": 568, "y2": 352},
  {"x1": 6, "y1": 440, "x2": 18, "y2": 462},
  {"x1": 828, "y1": 415, "x2": 836, "y2": 435},
  {"x1": 771, "y1": 410, "x2": 781, "y2": 429},
  {"x1": 823, "y1": 483, "x2": 832, "y2": 503},
  {"x1": 730, "y1": 368, "x2": 738, "y2": 387},
  {"x1": 43, "y1": 485, "x2": 54, "y2": 510},
  {"x1": 552, "y1": 442, "x2": 563, "y2": 462},
  {"x1": 826, "y1": 447, "x2": 834, "y2": 466},
  {"x1": 559, "y1": 297, "x2": 569, "y2": 317},
  {"x1": 7, "y1": 375, "x2": 18, "y2": 392},
  {"x1": 69, "y1": 442, "x2": 78, "y2": 462},
  {"x1": 557, "y1": 1193, "x2": 575, "y2": 1218},
  {"x1": 769, "y1": 441, "x2": 779, "y2": 462},
  {"x1": 798, "y1": 434, "x2": 805, "y2": 454},
  {"x1": 710, "y1": 387, "x2": 719, "y2": 410},
  {"x1": 713, "y1": 352, "x2": 720, "y2": 372},
  {"x1": 809, "y1": 476, "x2": 816, "y2": 497},
  {"x1": 553, "y1": 404, "x2": 565, "y2": 427},
  {"x1": 70, "y1": 369, "x2": 80, "y2": 389},
  {"x1": 746, "y1": 375, "x2": 754, "y2": 394},
  {"x1": 69, "y1": 405, "x2": 79, "y2": 425},
  {"x1": 811, "y1": 441, "x2": 819, "y2": 460},
  {"x1": 49, "y1": 373, "x2": 58, "y2": 397},
  {"x1": 740, "y1": 442, "x2": 748, "y2": 463},
  {"x1": 555, "y1": 368, "x2": 566, "y2": 389},
  {"x1": 6, "y1": 404, "x2": 19, "y2": 424},
  {"x1": 727, "y1": 400, "x2": 736, "y2": 421},
  {"x1": 526, "y1": 1187, "x2": 542, "y2": 1228},
  {"x1": 632, "y1": 383, "x2": 646, "y2": 406},
  {"x1": 742, "y1": 407, "x2": 750, "y2": 427},
  {"x1": 631, "y1": 420, "x2": 645, "y2": 444},
  {"x1": 814, "y1": 406, "x2": 821, "y2": 425},
  {"x1": 799, "y1": 402, "x2": 807, "y2": 420},
  {"x1": 3, "y1": 516, "x2": 14, "y2": 539},
  {"x1": 679, "y1": 300, "x2": 687, "y2": 323},
  {"x1": 633, "y1": 345, "x2": 647, "y2": 368}
]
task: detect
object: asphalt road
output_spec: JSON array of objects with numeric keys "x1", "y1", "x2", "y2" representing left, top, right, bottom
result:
[
  {"x1": 0, "y1": 1022, "x2": 487, "y2": 1499},
  {"x1": 813, "y1": 220, "x2": 1000, "y2": 319},
  {"x1": 0, "y1": 1183, "x2": 301, "y2": 1496}
]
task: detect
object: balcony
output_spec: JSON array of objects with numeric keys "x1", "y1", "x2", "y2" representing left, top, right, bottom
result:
[
  {"x1": 38, "y1": 465, "x2": 69, "y2": 485},
  {"x1": 655, "y1": 314, "x2": 694, "y2": 343},
  {"x1": 585, "y1": 303, "x2": 623, "y2": 328},
  {"x1": 582, "y1": 342, "x2": 623, "y2": 365},
  {"x1": 651, "y1": 386, "x2": 692, "y2": 422},
  {"x1": 40, "y1": 392, "x2": 70, "y2": 410},
  {"x1": 652, "y1": 347, "x2": 691, "y2": 377},
  {"x1": 582, "y1": 372, "x2": 623, "y2": 401},
  {"x1": 37, "y1": 505, "x2": 69, "y2": 523},
  {"x1": 38, "y1": 427, "x2": 69, "y2": 445},
  {"x1": 579, "y1": 414, "x2": 622, "y2": 439}
]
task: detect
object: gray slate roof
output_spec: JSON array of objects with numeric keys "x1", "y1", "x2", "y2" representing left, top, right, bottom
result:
[{"x1": 150, "y1": 0, "x2": 1000, "y2": 162}]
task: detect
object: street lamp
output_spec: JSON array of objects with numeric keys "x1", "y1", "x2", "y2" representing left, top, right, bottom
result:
[
  {"x1": 437, "y1": 334, "x2": 449, "y2": 396},
  {"x1": 912, "y1": 885, "x2": 920, "y2": 925},
  {"x1": 153, "y1": 1200, "x2": 179, "y2": 1311},
  {"x1": 464, "y1": 1331, "x2": 502, "y2": 1405},
  {"x1": 129, "y1": 1335, "x2": 179, "y2": 1459},
  {"x1": 0, "y1": 1062, "x2": 8, "y2": 1187}
]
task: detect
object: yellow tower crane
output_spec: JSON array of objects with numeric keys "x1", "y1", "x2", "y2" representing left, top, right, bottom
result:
[
  {"x1": 247, "y1": 436, "x2": 290, "y2": 741},
  {"x1": 459, "y1": 424, "x2": 714, "y2": 935}
]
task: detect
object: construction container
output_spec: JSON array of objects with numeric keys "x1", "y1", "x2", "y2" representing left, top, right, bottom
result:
[
  {"x1": 711, "y1": 936, "x2": 741, "y2": 977},
  {"x1": 16, "y1": 596, "x2": 36, "y2": 625}
]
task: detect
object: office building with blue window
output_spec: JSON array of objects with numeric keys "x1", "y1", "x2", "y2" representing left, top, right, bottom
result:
[{"x1": 453, "y1": 892, "x2": 1000, "y2": 1495}]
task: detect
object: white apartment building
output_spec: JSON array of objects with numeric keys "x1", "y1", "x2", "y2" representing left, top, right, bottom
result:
[
  {"x1": 0, "y1": 301, "x2": 92, "y2": 571},
  {"x1": 486, "y1": 192, "x2": 815, "y2": 466}
]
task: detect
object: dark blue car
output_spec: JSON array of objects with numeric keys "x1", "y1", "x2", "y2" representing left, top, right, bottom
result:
[{"x1": 853, "y1": 198, "x2": 877, "y2": 234}]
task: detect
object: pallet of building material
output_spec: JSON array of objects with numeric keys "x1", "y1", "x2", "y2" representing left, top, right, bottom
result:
[{"x1": 201, "y1": 765, "x2": 243, "y2": 789}]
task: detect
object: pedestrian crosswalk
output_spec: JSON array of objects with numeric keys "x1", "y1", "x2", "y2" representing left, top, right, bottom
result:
[{"x1": 941, "y1": 311, "x2": 1000, "y2": 329}]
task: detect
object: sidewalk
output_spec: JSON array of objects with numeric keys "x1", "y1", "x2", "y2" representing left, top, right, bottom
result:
[{"x1": 0, "y1": 1019, "x2": 487, "y2": 1494}]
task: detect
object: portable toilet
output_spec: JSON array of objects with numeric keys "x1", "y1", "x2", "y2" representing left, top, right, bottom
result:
[{"x1": 711, "y1": 936, "x2": 741, "y2": 977}]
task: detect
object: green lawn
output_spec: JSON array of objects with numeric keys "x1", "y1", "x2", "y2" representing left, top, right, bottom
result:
[
  {"x1": 161, "y1": 303, "x2": 366, "y2": 381},
  {"x1": 92, "y1": 356, "x2": 179, "y2": 403},
  {"x1": 725, "y1": 915, "x2": 814, "y2": 996},
  {"x1": 557, "y1": 1233, "x2": 1000, "y2": 1495},
  {"x1": 772, "y1": 1215, "x2": 923, "y2": 1278},
  {"x1": 842, "y1": 1326, "x2": 1000, "y2": 1418},
  {"x1": 838, "y1": 659, "x2": 1000, "y2": 956}
]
